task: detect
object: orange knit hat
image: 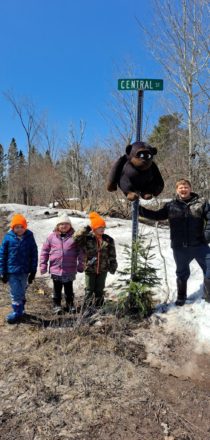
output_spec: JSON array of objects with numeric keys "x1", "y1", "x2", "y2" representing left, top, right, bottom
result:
[
  {"x1": 89, "y1": 212, "x2": 106, "y2": 230},
  {"x1": 10, "y1": 214, "x2": 27, "y2": 230}
]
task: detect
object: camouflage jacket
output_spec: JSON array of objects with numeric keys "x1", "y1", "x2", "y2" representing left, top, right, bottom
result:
[{"x1": 73, "y1": 226, "x2": 118, "y2": 274}]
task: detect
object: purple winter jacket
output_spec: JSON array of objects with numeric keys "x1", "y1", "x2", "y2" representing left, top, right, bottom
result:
[{"x1": 40, "y1": 230, "x2": 84, "y2": 276}]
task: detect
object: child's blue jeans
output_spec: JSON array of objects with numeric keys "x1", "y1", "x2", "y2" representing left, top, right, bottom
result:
[{"x1": 8, "y1": 273, "x2": 28, "y2": 304}]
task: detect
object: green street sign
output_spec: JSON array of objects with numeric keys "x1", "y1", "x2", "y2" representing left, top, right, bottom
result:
[{"x1": 118, "y1": 78, "x2": 163, "y2": 91}]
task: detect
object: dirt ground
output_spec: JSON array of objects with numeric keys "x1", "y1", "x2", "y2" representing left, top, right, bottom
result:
[{"x1": 1, "y1": 214, "x2": 210, "y2": 440}]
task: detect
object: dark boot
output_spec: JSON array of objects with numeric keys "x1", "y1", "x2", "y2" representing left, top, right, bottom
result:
[
  {"x1": 175, "y1": 279, "x2": 187, "y2": 306},
  {"x1": 83, "y1": 289, "x2": 94, "y2": 310},
  {"x1": 203, "y1": 278, "x2": 210, "y2": 303},
  {"x1": 64, "y1": 281, "x2": 75, "y2": 312},
  {"x1": 52, "y1": 298, "x2": 62, "y2": 314},
  {"x1": 65, "y1": 301, "x2": 76, "y2": 314},
  {"x1": 52, "y1": 280, "x2": 62, "y2": 314},
  {"x1": 64, "y1": 301, "x2": 76, "y2": 313},
  {"x1": 82, "y1": 290, "x2": 97, "y2": 318},
  {"x1": 6, "y1": 303, "x2": 24, "y2": 324},
  {"x1": 53, "y1": 305, "x2": 62, "y2": 314},
  {"x1": 95, "y1": 293, "x2": 104, "y2": 308}
]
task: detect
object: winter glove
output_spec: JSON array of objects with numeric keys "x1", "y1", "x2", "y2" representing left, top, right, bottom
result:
[
  {"x1": 28, "y1": 272, "x2": 36, "y2": 284},
  {"x1": 1, "y1": 274, "x2": 8, "y2": 284}
]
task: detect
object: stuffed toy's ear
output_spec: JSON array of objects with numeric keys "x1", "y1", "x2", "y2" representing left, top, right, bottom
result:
[
  {"x1": 151, "y1": 147, "x2": 157, "y2": 155},
  {"x1": 126, "y1": 144, "x2": 132, "y2": 155}
]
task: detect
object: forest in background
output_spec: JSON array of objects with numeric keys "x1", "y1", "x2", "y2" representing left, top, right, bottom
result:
[{"x1": 0, "y1": 0, "x2": 209, "y2": 213}]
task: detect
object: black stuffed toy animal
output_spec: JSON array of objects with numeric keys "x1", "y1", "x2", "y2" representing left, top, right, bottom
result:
[{"x1": 107, "y1": 141, "x2": 164, "y2": 201}]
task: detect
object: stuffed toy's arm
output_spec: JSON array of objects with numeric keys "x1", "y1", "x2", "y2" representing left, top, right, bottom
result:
[{"x1": 107, "y1": 155, "x2": 127, "y2": 192}]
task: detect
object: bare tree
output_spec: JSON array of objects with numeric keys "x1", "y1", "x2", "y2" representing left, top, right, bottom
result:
[
  {"x1": 33, "y1": 159, "x2": 62, "y2": 205},
  {"x1": 4, "y1": 91, "x2": 44, "y2": 204},
  {"x1": 65, "y1": 121, "x2": 86, "y2": 211},
  {"x1": 40, "y1": 121, "x2": 61, "y2": 162},
  {"x1": 103, "y1": 63, "x2": 144, "y2": 154},
  {"x1": 138, "y1": 0, "x2": 210, "y2": 183},
  {"x1": 82, "y1": 146, "x2": 113, "y2": 211}
]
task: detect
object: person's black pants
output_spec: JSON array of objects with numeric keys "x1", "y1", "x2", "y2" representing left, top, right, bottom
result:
[
  {"x1": 53, "y1": 280, "x2": 74, "y2": 306},
  {"x1": 173, "y1": 244, "x2": 210, "y2": 281}
]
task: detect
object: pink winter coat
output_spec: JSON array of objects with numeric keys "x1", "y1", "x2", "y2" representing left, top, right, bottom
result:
[{"x1": 40, "y1": 230, "x2": 84, "y2": 276}]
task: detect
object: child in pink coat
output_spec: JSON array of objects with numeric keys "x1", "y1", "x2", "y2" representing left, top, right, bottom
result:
[{"x1": 40, "y1": 213, "x2": 84, "y2": 314}]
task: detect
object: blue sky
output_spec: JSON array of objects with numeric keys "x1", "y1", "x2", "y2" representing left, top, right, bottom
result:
[{"x1": 0, "y1": 0, "x2": 165, "y2": 154}]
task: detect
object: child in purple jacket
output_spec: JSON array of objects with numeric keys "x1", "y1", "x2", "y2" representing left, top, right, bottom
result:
[{"x1": 40, "y1": 213, "x2": 84, "y2": 314}]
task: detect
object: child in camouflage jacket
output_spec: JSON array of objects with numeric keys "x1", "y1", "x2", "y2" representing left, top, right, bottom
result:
[{"x1": 73, "y1": 212, "x2": 117, "y2": 309}]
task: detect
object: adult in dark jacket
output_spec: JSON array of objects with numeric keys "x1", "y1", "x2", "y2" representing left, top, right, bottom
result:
[
  {"x1": 0, "y1": 214, "x2": 38, "y2": 323},
  {"x1": 139, "y1": 179, "x2": 210, "y2": 306}
]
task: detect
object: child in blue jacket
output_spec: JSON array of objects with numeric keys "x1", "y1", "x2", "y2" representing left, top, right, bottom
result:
[{"x1": 0, "y1": 213, "x2": 38, "y2": 323}]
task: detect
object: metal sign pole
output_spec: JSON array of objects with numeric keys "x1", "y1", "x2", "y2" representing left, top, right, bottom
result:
[
  {"x1": 116, "y1": 77, "x2": 163, "y2": 278},
  {"x1": 131, "y1": 90, "x2": 144, "y2": 279}
]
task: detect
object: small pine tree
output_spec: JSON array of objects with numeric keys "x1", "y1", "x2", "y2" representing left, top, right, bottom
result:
[{"x1": 116, "y1": 233, "x2": 160, "y2": 318}]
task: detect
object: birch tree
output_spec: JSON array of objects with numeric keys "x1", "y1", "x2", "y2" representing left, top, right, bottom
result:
[
  {"x1": 65, "y1": 121, "x2": 86, "y2": 211},
  {"x1": 138, "y1": 0, "x2": 210, "y2": 184}
]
